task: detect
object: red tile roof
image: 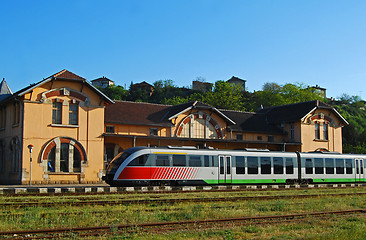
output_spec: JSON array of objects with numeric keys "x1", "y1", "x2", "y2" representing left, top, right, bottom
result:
[
  {"x1": 105, "y1": 101, "x2": 172, "y2": 126},
  {"x1": 53, "y1": 69, "x2": 86, "y2": 81}
]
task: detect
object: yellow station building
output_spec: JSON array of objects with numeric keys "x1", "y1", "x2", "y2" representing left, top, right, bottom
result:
[{"x1": 0, "y1": 70, "x2": 348, "y2": 184}]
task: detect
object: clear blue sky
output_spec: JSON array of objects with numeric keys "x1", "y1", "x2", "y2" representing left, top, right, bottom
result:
[{"x1": 1, "y1": 0, "x2": 366, "y2": 100}]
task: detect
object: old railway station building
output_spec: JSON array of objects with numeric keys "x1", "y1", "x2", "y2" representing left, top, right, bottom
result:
[{"x1": 0, "y1": 70, "x2": 348, "y2": 184}]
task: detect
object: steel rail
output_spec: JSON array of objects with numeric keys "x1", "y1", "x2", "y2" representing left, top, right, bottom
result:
[
  {"x1": 1, "y1": 192, "x2": 366, "y2": 208},
  {"x1": 1, "y1": 209, "x2": 365, "y2": 239}
]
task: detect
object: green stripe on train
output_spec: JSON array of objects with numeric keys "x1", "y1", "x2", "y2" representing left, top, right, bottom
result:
[
  {"x1": 312, "y1": 178, "x2": 366, "y2": 183},
  {"x1": 204, "y1": 178, "x2": 365, "y2": 184}
]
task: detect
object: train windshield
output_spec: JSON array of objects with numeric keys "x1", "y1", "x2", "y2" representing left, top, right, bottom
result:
[{"x1": 106, "y1": 151, "x2": 131, "y2": 175}]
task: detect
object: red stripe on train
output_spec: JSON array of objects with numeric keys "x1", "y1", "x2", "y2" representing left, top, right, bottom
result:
[{"x1": 117, "y1": 167, "x2": 199, "y2": 180}]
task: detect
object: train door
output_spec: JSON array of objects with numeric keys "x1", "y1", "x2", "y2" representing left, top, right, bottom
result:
[
  {"x1": 219, "y1": 155, "x2": 232, "y2": 184},
  {"x1": 355, "y1": 159, "x2": 364, "y2": 182}
]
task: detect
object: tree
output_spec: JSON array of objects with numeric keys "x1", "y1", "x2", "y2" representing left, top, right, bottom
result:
[
  {"x1": 253, "y1": 82, "x2": 326, "y2": 108},
  {"x1": 203, "y1": 81, "x2": 246, "y2": 110},
  {"x1": 98, "y1": 85, "x2": 128, "y2": 101}
]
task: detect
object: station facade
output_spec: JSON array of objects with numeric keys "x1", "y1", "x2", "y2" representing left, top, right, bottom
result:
[{"x1": 0, "y1": 70, "x2": 348, "y2": 184}]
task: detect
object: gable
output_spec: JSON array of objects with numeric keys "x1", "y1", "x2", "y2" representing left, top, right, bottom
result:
[{"x1": 6, "y1": 70, "x2": 113, "y2": 106}]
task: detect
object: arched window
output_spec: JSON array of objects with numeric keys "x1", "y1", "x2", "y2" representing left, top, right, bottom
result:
[
  {"x1": 42, "y1": 137, "x2": 86, "y2": 173},
  {"x1": 176, "y1": 112, "x2": 222, "y2": 139}
]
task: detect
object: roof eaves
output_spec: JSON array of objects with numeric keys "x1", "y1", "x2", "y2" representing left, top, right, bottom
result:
[
  {"x1": 300, "y1": 107, "x2": 317, "y2": 122},
  {"x1": 82, "y1": 80, "x2": 114, "y2": 104},
  {"x1": 17, "y1": 77, "x2": 53, "y2": 97},
  {"x1": 168, "y1": 106, "x2": 193, "y2": 120},
  {"x1": 211, "y1": 107, "x2": 236, "y2": 125},
  {"x1": 331, "y1": 107, "x2": 349, "y2": 125}
]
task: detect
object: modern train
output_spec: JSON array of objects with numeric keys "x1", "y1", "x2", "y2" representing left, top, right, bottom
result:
[{"x1": 103, "y1": 146, "x2": 366, "y2": 186}]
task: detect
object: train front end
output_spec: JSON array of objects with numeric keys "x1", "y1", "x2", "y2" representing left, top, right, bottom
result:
[{"x1": 103, "y1": 147, "x2": 148, "y2": 186}]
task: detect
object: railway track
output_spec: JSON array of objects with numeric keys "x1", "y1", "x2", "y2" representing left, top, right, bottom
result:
[
  {"x1": 1, "y1": 192, "x2": 366, "y2": 208},
  {"x1": 1, "y1": 209, "x2": 365, "y2": 239},
  {"x1": 2, "y1": 183, "x2": 365, "y2": 196}
]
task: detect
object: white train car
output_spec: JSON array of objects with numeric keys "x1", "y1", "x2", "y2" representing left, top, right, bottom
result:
[{"x1": 103, "y1": 146, "x2": 366, "y2": 186}]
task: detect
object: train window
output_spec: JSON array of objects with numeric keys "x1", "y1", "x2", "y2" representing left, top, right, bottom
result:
[
  {"x1": 356, "y1": 160, "x2": 359, "y2": 174},
  {"x1": 325, "y1": 158, "x2": 335, "y2": 174},
  {"x1": 248, "y1": 157, "x2": 258, "y2": 174},
  {"x1": 314, "y1": 158, "x2": 324, "y2": 174},
  {"x1": 236, "y1": 156, "x2": 245, "y2": 174},
  {"x1": 128, "y1": 154, "x2": 149, "y2": 166},
  {"x1": 305, "y1": 159, "x2": 313, "y2": 174},
  {"x1": 172, "y1": 155, "x2": 186, "y2": 167},
  {"x1": 219, "y1": 156, "x2": 224, "y2": 174},
  {"x1": 156, "y1": 155, "x2": 170, "y2": 166},
  {"x1": 274, "y1": 157, "x2": 283, "y2": 174},
  {"x1": 226, "y1": 157, "x2": 231, "y2": 174},
  {"x1": 204, "y1": 156, "x2": 210, "y2": 167},
  {"x1": 336, "y1": 159, "x2": 345, "y2": 174},
  {"x1": 189, "y1": 155, "x2": 202, "y2": 167},
  {"x1": 285, "y1": 158, "x2": 294, "y2": 174},
  {"x1": 345, "y1": 159, "x2": 353, "y2": 174},
  {"x1": 261, "y1": 157, "x2": 271, "y2": 174},
  {"x1": 361, "y1": 160, "x2": 364, "y2": 174},
  {"x1": 212, "y1": 156, "x2": 218, "y2": 167}
]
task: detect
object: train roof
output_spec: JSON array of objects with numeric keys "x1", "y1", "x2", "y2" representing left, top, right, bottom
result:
[{"x1": 124, "y1": 146, "x2": 366, "y2": 158}]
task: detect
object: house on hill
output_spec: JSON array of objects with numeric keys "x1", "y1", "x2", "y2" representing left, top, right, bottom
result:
[
  {"x1": 227, "y1": 76, "x2": 246, "y2": 90},
  {"x1": 131, "y1": 81, "x2": 154, "y2": 96},
  {"x1": 91, "y1": 76, "x2": 115, "y2": 88}
]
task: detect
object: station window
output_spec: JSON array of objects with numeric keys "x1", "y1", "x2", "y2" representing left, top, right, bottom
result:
[
  {"x1": 336, "y1": 159, "x2": 345, "y2": 174},
  {"x1": 290, "y1": 123, "x2": 295, "y2": 140},
  {"x1": 305, "y1": 159, "x2": 313, "y2": 174},
  {"x1": 273, "y1": 157, "x2": 284, "y2": 174},
  {"x1": 106, "y1": 126, "x2": 115, "y2": 133},
  {"x1": 345, "y1": 159, "x2": 353, "y2": 174},
  {"x1": 156, "y1": 155, "x2": 170, "y2": 166},
  {"x1": 150, "y1": 128, "x2": 158, "y2": 136},
  {"x1": 69, "y1": 103, "x2": 78, "y2": 125},
  {"x1": 285, "y1": 158, "x2": 294, "y2": 174},
  {"x1": 261, "y1": 157, "x2": 271, "y2": 174},
  {"x1": 247, "y1": 157, "x2": 258, "y2": 174},
  {"x1": 189, "y1": 155, "x2": 202, "y2": 167},
  {"x1": 323, "y1": 124, "x2": 329, "y2": 141},
  {"x1": 315, "y1": 123, "x2": 320, "y2": 140},
  {"x1": 236, "y1": 133, "x2": 243, "y2": 140},
  {"x1": 172, "y1": 155, "x2": 186, "y2": 167},
  {"x1": 52, "y1": 102, "x2": 62, "y2": 124},
  {"x1": 314, "y1": 158, "x2": 324, "y2": 174},
  {"x1": 325, "y1": 158, "x2": 335, "y2": 174},
  {"x1": 236, "y1": 156, "x2": 245, "y2": 174},
  {"x1": 46, "y1": 138, "x2": 84, "y2": 173},
  {"x1": 12, "y1": 102, "x2": 20, "y2": 125}
]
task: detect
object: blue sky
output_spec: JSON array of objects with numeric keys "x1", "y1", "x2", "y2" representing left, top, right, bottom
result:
[{"x1": 1, "y1": 0, "x2": 366, "y2": 99}]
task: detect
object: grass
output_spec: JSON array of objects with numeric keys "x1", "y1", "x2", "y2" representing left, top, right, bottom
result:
[{"x1": 0, "y1": 187, "x2": 365, "y2": 238}]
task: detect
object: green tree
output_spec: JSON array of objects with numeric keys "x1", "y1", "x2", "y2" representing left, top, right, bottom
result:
[
  {"x1": 204, "y1": 81, "x2": 246, "y2": 110},
  {"x1": 98, "y1": 85, "x2": 128, "y2": 100},
  {"x1": 253, "y1": 82, "x2": 326, "y2": 108},
  {"x1": 331, "y1": 95, "x2": 366, "y2": 153}
]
